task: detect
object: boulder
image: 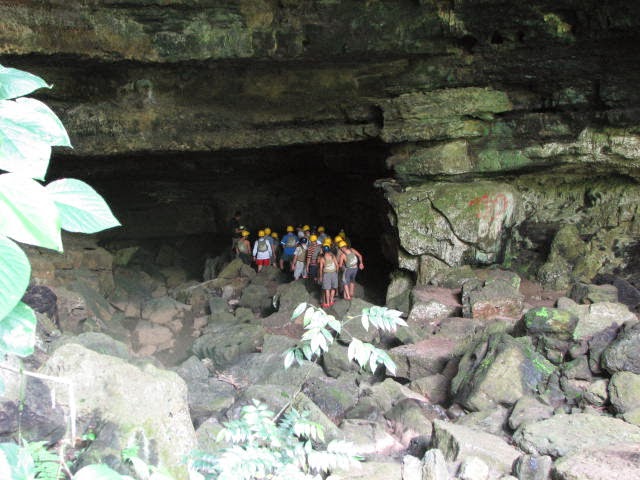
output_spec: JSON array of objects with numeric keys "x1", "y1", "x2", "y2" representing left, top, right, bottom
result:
[
  {"x1": 410, "y1": 374, "x2": 450, "y2": 405},
  {"x1": 456, "y1": 405, "x2": 511, "y2": 437},
  {"x1": 141, "y1": 296, "x2": 190, "y2": 331},
  {"x1": 513, "y1": 454, "x2": 552, "y2": 480},
  {"x1": 385, "y1": 271, "x2": 414, "y2": 313},
  {"x1": 384, "y1": 398, "x2": 447, "y2": 445},
  {"x1": 191, "y1": 321, "x2": 265, "y2": 369},
  {"x1": 275, "y1": 280, "x2": 312, "y2": 311},
  {"x1": 186, "y1": 378, "x2": 237, "y2": 426},
  {"x1": 458, "y1": 456, "x2": 490, "y2": 480},
  {"x1": 238, "y1": 283, "x2": 272, "y2": 313},
  {"x1": 302, "y1": 375, "x2": 359, "y2": 424},
  {"x1": 552, "y1": 442, "x2": 640, "y2": 480},
  {"x1": 573, "y1": 302, "x2": 636, "y2": 341},
  {"x1": 339, "y1": 419, "x2": 404, "y2": 457},
  {"x1": 463, "y1": 279, "x2": 524, "y2": 320},
  {"x1": 389, "y1": 337, "x2": 457, "y2": 381},
  {"x1": 432, "y1": 419, "x2": 521, "y2": 476},
  {"x1": 451, "y1": 334, "x2": 555, "y2": 411},
  {"x1": 513, "y1": 413, "x2": 640, "y2": 457},
  {"x1": 40, "y1": 344, "x2": 196, "y2": 480},
  {"x1": 608, "y1": 371, "x2": 640, "y2": 414},
  {"x1": 602, "y1": 322, "x2": 640, "y2": 374},
  {"x1": 508, "y1": 396, "x2": 554, "y2": 430},
  {"x1": 523, "y1": 307, "x2": 578, "y2": 339},
  {"x1": 421, "y1": 449, "x2": 450, "y2": 480},
  {"x1": 570, "y1": 282, "x2": 618, "y2": 304}
]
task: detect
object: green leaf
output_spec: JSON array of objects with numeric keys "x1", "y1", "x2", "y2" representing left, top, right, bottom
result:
[
  {"x1": 291, "y1": 302, "x2": 307, "y2": 320},
  {"x1": 0, "y1": 301, "x2": 36, "y2": 357},
  {"x1": 73, "y1": 464, "x2": 129, "y2": 480},
  {"x1": 0, "y1": 443, "x2": 35, "y2": 480},
  {"x1": 0, "y1": 65, "x2": 51, "y2": 100},
  {"x1": 284, "y1": 348, "x2": 296, "y2": 370},
  {"x1": 0, "y1": 98, "x2": 71, "y2": 180},
  {"x1": 303, "y1": 306, "x2": 316, "y2": 327},
  {"x1": 0, "y1": 235, "x2": 30, "y2": 321},
  {"x1": 46, "y1": 178, "x2": 120, "y2": 233},
  {"x1": 0, "y1": 173, "x2": 62, "y2": 251}
]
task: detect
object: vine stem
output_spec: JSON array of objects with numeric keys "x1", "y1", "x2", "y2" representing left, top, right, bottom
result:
[{"x1": 0, "y1": 362, "x2": 77, "y2": 444}]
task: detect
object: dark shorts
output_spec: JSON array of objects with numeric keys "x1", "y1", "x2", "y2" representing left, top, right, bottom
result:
[
  {"x1": 282, "y1": 252, "x2": 294, "y2": 262},
  {"x1": 343, "y1": 267, "x2": 358, "y2": 285},
  {"x1": 322, "y1": 272, "x2": 338, "y2": 290},
  {"x1": 239, "y1": 252, "x2": 252, "y2": 265},
  {"x1": 308, "y1": 264, "x2": 318, "y2": 278}
]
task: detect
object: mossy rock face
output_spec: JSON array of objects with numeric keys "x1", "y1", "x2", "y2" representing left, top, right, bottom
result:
[
  {"x1": 387, "y1": 181, "x2": 523, "y2": 268},
  {"x1": 451, "y1": 333, "x2": 555, "y2": 411}
]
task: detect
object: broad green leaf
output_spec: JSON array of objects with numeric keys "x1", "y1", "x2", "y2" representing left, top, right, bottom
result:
[
  {"x1": 347, "y1": 338, "x2": 362, "y2": 362},
  {"x1": 303, "y1": 306, "x2": 315, "y2": 326},
  {"x1": 0, "y1": 98, "x2": 71, "y2": 180},
  {"x1": 360, "y1": 312, "x2": 369, "y2": 331},
  {"x1": 0, "y1": 65, "x2": 51, "y2": 100},
  {"x1": 0, "y1": 173, "x2": 62, "y2": 251},
  {"x1": 0, "y1": 443, "x2": 35, "y2": 480},
  {"x1": 284, "y1": 348, "x2": 296, "y2": 370},
  {"x1": 0, "y1": 235, "x2": 30, "y2": 320},
  {"x1": 46, "y1": 178, "x2": 120, "y2": 233},
  {"x1": 0, "y1": 301, "x2": 36, "y2": 357},
  {"x1": 73, "y1": 464, "x2": 129, "y2": 480},
  {"x1": 291, "y1": 302, "x2": 307, "y2": 320}
]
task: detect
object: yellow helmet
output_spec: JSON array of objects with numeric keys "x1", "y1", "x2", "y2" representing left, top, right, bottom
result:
[
  {"x1": 338, "y1": 241, "x2": 347, "y2": 248},
  {"x1": 241, "y1": 230, "x2": 250, "y2": 237},
  {"x1": 302, "y1": 224, "x2": 310, "y2": 231},
  {"x1": 310, "y1": 234, "x2": 318, "y2": 242},
  {"x1": 264, "y1": 227, "x2": 272, "y2": 235},
  {"x1": 317, "y1": 226, "x2": 325, "y2": 233},
  {"x1": 286, "y1": 225, "x2": 294, "y2": 232},
  {"x1": 323, "y1": 238, "x2": 332, "y2": 247},
  {"x1": 271, "y1": 232, "x2": 279, "y2": 239},
  {"x1": 334, "y1": 235, "x2": 343, "y2": 243},
  {"x1": 258, "y1": 230, "x2": 265, "y2": 237}
]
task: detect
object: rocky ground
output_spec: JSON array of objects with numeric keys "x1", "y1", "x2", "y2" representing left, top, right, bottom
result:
[{"x1": 3, "y1": 234, "x2": 640, "y2": 480}]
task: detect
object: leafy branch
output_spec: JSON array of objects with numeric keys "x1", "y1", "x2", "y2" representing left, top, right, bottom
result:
[{"x1": 284, "y1": 303, "x2": 407, "y2": 376}]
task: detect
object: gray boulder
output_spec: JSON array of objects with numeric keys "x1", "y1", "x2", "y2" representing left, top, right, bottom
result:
[
  {"x1": 570, "y1": 282, "x2": 618, "y2": 304},
  {"x1": 463, "y1": 279, "x2": 524, "y2": 320},
  {"x1": 602, "y1": 322, "x2": 640, "y2": 374},
  {"x1": 513, "y1": 413, "x2": 640, "y2": 457},
  {"x1": 513, "y1": 454, "x2": 552, "y2": 480},
  {"x1": 389, "y1": 337, "x2": 457, "y2": 381},
  {"x1": 552, "y1": 442, "x2": 640, "y2": 480},
  {"x1": 40, "y1": 344, "x2": 196, "y2": 480},
  {"x1": 432, "y1": 419, "x2": 521, "y2": 476},
  {"x1": 191, "y1": 321, "x2": 265, "y2": 369},
  {"x1": 608, "y1": 371, "x2": 640, "y2": 414},
  {"x1": 573, "y1": 301, "x2": 636, "y2": 341},
  {"x1": 451, "y1": 334, "x2": 556, "y2": 411}
]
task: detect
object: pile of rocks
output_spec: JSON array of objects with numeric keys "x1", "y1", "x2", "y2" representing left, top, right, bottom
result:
[{"x1": 7, "y1": 239, "x2": 640, "y2": 480}]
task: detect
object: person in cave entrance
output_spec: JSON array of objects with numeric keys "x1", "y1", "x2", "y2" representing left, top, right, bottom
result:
[
  {"x1": 280, "y1": 226, "x2": 298, "y2": 271},
  {"x1": 252, "y1": 230, "x2": 273, "y2": 272},
  {"x1": 337, "y1": 241, "x2": 364, "y2": 300},
  {"x1": 292, "y1": 237, "x2": 309, "y2": 280},
  {"x1": 318, "y1": 245, "x2": 339, "y2": 308},
  {"x1": 235, "y1": 230, "x2": 252, "y2": 265}
]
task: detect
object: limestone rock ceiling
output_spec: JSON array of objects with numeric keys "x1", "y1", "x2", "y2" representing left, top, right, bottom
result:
[{"x1": 3, "y1": 0, "x2": 640, "y2": 284}]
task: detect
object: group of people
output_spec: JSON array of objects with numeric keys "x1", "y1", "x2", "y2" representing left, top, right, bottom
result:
[{"x1": 230, "y1": 212, "x2": 365, "y2": 308}]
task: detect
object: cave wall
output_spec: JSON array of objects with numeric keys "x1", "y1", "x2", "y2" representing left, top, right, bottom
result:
[{"x1": 3, "y1": 0, "x2": 640, "y2": 287}]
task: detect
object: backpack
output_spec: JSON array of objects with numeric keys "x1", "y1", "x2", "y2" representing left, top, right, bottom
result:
[
  {"x1": 285, "y1": 234, "x2": 297, "y2": 248},
  {"x1": 257, "y1": 238, "x2": 268, "y2": 253}
]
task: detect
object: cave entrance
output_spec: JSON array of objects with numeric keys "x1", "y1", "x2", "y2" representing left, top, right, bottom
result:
[{"x1": 49, "y1": 140, "x2": 396, "y2": 303}]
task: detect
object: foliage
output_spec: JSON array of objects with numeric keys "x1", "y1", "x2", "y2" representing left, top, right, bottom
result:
[
  {"x1": 0, "y1": 64, "x2": 120, "y2": 359},
  {"x1": 0, "y1": 65, "x2": 120, "y2": 478},
  {"x1": 190, "y1": 400, "x2": 361, "y2": 480},
  {"x1": 284, "y1": 303, "x2": 406, "y2": 375}
]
